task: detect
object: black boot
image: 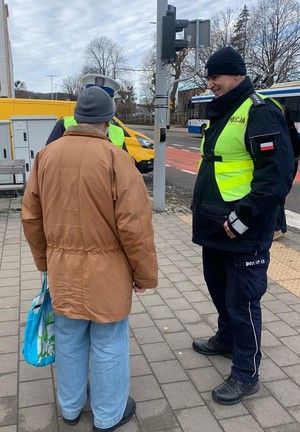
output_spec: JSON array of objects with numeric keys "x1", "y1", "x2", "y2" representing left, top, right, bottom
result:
[
  {"x1": 192, "y1": 336, "x2": 232, "y2": 359},
  {"x1": 93, "y1": 397, "x2": 136, "y2": 431},
  {"x1": 212, "y1": 375, "x2": 260, "y2": 405},
  {"x1": 63, "y1": 414, "x2": 81, "y2": 425},
  {"x1": 62, "y1": 382, "x2": 90, "y2": 425}
]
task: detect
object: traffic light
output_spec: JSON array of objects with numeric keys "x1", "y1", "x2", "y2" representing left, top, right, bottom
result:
[{"x1": 161, "y1": 4, "x2": 189, "y2": 63}]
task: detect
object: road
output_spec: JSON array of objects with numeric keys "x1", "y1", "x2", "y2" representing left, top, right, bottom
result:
[{"x1": 132, "y1": 124, "x2": 300, "y2": 228}]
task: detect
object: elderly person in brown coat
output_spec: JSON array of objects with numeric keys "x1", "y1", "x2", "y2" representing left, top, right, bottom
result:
[{"x1": 22, "y1": 86, "x2": 158, "y2": 432}]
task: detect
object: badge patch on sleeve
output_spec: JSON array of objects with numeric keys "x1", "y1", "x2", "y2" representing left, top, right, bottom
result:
[{"x1": 260, "y1": 142, "x2": 274, "y2": 151}]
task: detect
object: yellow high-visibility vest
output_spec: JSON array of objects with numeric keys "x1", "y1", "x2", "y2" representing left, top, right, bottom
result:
[
  {"x1": 63, "y1": 116, "x2": 124, "y2": 149},
  {"x1": 107, "y1": 123, "x2": 124, "y2": 148},
  {"x1": 199, "y1": 94, "x2": 277, "y2": 202}
]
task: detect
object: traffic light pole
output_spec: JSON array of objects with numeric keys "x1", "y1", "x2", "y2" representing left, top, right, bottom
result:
[
  {"x1": 167, "y1": 19, "x2": 202, "y2": 128},
  {"x1": 153, "y1": 0, "x2": 169, "y2": 211},
  {"x1": 153, "y1": 3, "x2": 209, "y2": 210}
]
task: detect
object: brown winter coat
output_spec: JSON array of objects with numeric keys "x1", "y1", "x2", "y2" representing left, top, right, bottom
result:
[{"x1": 22, "y1": 125, "x2": 158, "y2": 323}]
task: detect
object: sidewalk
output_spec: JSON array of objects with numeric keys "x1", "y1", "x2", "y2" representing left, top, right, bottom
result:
[{"x1": 0, "y1": 197, "x2": 299, "y2": 432}]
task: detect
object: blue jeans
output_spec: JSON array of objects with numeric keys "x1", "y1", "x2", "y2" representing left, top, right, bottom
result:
[{"x1": 55, "y1": 315, "x2": 130, "y2": 429}]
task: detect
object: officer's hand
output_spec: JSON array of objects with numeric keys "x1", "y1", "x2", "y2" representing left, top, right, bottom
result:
[{"x1": 223, "y1": 221, "x2": 236, "y2": 239}]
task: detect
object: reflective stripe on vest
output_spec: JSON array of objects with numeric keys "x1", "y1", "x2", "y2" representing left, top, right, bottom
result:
[{"x1": 63, "y1": 117, "x2": 124, "y2": 148}]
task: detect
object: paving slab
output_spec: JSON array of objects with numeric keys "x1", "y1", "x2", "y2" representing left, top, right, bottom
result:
[{"x1": 0, "y1": 198, "x2": 299, "y2": 431}]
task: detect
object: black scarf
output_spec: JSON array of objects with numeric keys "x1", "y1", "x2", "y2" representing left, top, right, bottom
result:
[{"x1": 207, "y1": 76, "x2": 255, "y2": 124}]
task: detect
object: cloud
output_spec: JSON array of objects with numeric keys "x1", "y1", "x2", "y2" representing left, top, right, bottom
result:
[{"x1": 6, "y1": 0, "x2": 254, "y2": 94}]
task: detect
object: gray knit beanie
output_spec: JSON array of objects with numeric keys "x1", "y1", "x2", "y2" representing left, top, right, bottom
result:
[
  {"x1": 74, "y1": 86, "x2": 115, "y2": 124},
  {"x1": 205, "y1": 46, "x2": 246, "y2": 78}
]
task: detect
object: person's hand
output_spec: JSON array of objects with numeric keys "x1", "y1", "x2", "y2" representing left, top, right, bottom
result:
[
  {"x1": 133, "y1": 282, "x2": 146, "y2": 293},
  {"x1": 223, "y1": 220, "x2": 236, "y2": 239}
]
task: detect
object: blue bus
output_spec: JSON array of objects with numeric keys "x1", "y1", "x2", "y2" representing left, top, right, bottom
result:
[{"x1": 187, "y1": 81, "x2": 300, "y2": 135}]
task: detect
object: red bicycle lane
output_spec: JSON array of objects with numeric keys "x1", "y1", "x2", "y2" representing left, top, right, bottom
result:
[
  {"x1": 166, "y1": 146, "x2": 300, "y2": 182},
  {"x1": 166, "y1": 147, "x2": 199, "y2": 174}
]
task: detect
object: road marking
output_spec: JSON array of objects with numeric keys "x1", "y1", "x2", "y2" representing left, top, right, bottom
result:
[
  {"x1": 286, "y1": 210, "x2": 300, "y2": 230},
  {"x1": 182, "y1": 170, "x2": 197, "y2": 175},
  {"x1": 189, "y1": 147, "x2": 200, "y2": 151},
  {"x1": 172, "y1": 144, "x2": 183, "y2": 147}
]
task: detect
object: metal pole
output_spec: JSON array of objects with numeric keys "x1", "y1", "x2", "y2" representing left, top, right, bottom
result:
[
  {"x1": 167, "y1": 65, "x2": 171, "y2": 129},
  {"x1": 153, "y1": 0, "x2": 168, "y2": 211},
  {"x1": 47, "y1": 74, "x2": 56, "y2": 100},
  {"x1": 54, "y1": 83, "x2": 58, "y2": 100},
  {"x1": 50, "y1": 76, "x2": 53, "y2": 100}
]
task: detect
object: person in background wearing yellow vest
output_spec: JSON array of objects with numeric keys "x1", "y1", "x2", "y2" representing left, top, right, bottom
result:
[
  {"x1": 191, "y1": 47, "x2": 294, "y2": 405},
  {"x1": 46, "y1": 74, "x2": 126, "y2": 150}
]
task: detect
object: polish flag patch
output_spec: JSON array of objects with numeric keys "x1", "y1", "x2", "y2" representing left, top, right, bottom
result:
[{"x1": 260, "y1": 142, "x2": 274, "y2": 151}]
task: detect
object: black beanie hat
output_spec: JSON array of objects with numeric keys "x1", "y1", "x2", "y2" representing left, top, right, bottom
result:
[
  {"x1": 205, "y1": 46, "x2": 246, "y2": 78},
  {"x1": 74, "y1": 86, "x2": 115, "y2": 124}
]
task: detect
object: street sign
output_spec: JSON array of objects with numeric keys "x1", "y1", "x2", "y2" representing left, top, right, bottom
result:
[{"x1": 184, "y1": 20, "x2": 210, "y2": 48}]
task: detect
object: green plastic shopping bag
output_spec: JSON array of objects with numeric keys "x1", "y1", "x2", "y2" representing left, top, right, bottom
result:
[{"x1": 22, "y1": 272, "x2": 55, "y2": 367}]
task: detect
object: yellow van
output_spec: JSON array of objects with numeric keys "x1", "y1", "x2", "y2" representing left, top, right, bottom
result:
[
  {"x1": 0, "y1": 98, "x2": 154, "y2": 174},
  {"x1": 112, "y1": 117, "x2": 154, "y2": 173}
]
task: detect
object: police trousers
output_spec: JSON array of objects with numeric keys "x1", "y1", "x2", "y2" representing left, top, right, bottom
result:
[{"x1": 202, "y1": 246, "x2": 270, "y2": 384}]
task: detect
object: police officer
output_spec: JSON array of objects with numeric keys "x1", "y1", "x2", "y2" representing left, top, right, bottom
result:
[
  {"x1": 191, "y1": 46, "x2": 294, "y2": 405},
  {"x1": 46, "y1": 74, "x2": 126, "y2": 149}
]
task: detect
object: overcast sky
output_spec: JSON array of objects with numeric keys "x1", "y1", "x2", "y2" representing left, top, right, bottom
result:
[{"x1": 6, "y1": 0, "x2": 257, "y2": 96}]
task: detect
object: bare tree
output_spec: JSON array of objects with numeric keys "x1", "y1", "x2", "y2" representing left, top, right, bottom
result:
[
  {"x1": 141, "y1": 45, "x2": 192, "y2": 113},
  {"x1": 137, "y1": 0, "x2": 300, "y2": 128},
  {"x1": 139, "y1": 48, "x2": 156, "y2": 111},
  {"x1": 211, "y1": 8, "x2": 237, "y2": 49},
  {"x1": 14, "y1": 82, "x2": 28, "y2": 98},
  {"x1": 167, "y1": 13, "x2": 236, "y2": 103},
  {"x1": 116, "y1": 85, "x2": 136, "y2": 118},
  {"x1": 14, "y1": 80, "x2": 30, "y2": 98},
  {"x1": 82, "y1": 36, "x2": 128, "y2": 81},
  {"x1": 185, "y1": 0, "x2": 300, "y2": 89},
  {"x1": 249, "y1": 0, "x2": 300, "y2": 86},
  {"x1": 14, "y1": 80, "x2": 27, "y2": 91},
  {"x1": 169, "y1": 49, "x2": 191, "y2": 110},
  {"x1": 61, "y1": 74, "x2": 84, "y2": 100}
]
